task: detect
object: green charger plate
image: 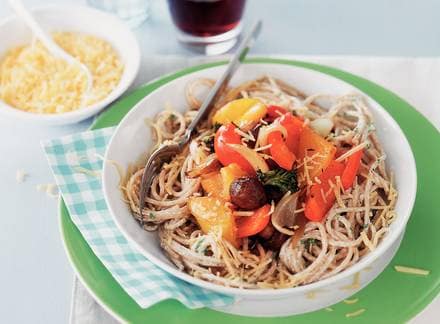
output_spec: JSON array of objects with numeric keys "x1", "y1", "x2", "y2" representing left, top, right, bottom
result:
[{"x1": 59, "y1": 58, "x2": 440, "y2": 323}]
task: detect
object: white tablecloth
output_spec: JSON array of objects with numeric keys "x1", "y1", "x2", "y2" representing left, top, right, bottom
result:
[{"x1": 69, "y1": 55, "x2": 439, "y2": 323}]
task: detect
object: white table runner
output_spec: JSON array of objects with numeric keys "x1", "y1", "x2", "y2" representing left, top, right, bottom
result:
[{"x1": 70, "y1": 55, "x2": 440, "y2": 324}]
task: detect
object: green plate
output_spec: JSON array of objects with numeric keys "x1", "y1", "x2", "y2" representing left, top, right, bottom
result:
[{"x1": 59, "y1": 58, "x2": 440, "y2": 323}]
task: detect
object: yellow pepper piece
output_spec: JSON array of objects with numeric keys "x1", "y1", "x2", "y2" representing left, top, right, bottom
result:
[
  {"x1": 201, "y1": 171, "x2": 228, "y2": 200},
  {"x1": 212, "y1": 98, "x2": 267, "y2": 131},
  {"x1": 220, "y1": 163, "x2": 247, "y2": 199},
  {"x1": 188, "y1": 196, "x2": 238, "y2": 247},
  {"x1": 297, "y1": 126, "x2": 336, "y2": 180}
]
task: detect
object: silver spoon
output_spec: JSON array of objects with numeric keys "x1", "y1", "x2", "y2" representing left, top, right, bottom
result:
[{"x1": 138, "y1": 20, "x2": 262, "y2": 217}]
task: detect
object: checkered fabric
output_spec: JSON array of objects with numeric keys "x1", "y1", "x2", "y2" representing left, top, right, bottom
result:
[{"x1": 42, "y1": 127, "x2": 234, "y2": 309}]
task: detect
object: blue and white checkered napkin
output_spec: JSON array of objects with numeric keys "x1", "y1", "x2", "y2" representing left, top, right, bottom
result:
[{"x1": 42, "y1": 127, "x2": 234, "y2": 309}]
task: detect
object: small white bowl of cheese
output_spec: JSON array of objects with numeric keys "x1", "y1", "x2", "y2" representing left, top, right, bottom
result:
[{"x1": 0, "y1": 4, "x2": 140, "y2": 125}]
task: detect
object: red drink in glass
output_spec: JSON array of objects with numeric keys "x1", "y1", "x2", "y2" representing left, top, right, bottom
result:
[{"x1": 167, "y1": 0, "x2": 247, "y2": 55}]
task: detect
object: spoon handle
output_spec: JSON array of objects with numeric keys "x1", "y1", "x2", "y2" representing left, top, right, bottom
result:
[
  {"x1": 8, "y1": 0, "x2": 70, "y2": 62},
  {"x1": 181, "y1": 20, "x2": 263, "y2": 144}
]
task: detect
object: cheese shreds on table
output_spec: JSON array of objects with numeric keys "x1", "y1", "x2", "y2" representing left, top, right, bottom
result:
[
  {"x1": 343, "y1": 298, "x2": 359, "y2": 304},
  {"x1": 345, "y1": 308, "x2": 366, "y2": 318},
  {"x1": 16, "y1": 169, "x2": 28, "y2": 183},
  {"x1": 0, "y1": 32, "x2": 123, "y2": 114},
  {"x1": 394, "y1": 265, "x2": 430, "y2": 276},
  {"x1": 36, "y1": 183, "x2": 59, "y2": 198}
]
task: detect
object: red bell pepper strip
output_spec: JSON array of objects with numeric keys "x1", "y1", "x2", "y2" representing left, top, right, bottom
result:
[
  {"x1": 214, "y1": 123, "x2": 254, "y2": 174},
  {"x1": 279, "y1": 113, "x2": 304, "y2": 154},
  {"x1": 341, "y1": 149, "x2": 363, "y2": 190},
  {"x1": 266, "y1": 105, "x2": 288, "y2": 121},
  {"x1": 267, "y1": 131, "x2": 296, "y2": 170},
  {"x1": 236, "y1": 204, "x2": 271, "y2": 238},
  {"x1": 304, "y1": 161, "x2": 345, "y2": 222}
]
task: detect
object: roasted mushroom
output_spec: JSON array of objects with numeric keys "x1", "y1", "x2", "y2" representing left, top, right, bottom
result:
[{"x1": 230, "y1": 176, "x2": 267, "y2": 210}]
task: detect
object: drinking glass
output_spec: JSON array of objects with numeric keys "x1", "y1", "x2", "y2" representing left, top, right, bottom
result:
[
  {"x1": 167, "y1": 0, "x2": 247, "y2": 55},
  {"x1": 87, "y1": 0, "x2": 150, "y2": 28}
]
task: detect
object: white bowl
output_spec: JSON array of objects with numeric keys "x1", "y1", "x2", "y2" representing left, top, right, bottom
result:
[
  {"x1": 102, "y1": 62, "x2": 417, "y2": 317},
  {"x1": 0, "y1": 4, "x2": 140, "y2": 125}
]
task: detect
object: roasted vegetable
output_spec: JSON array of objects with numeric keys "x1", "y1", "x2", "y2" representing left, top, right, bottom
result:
[
  {"x1": 214, "y1": 123, "x2": 254, "y2": 174},
  {"x1": 187, "y1": 155, "x2": 221, "y2": 178},
  {"x1": 188, "y1": 196, "x2": 238, "y2": 247},
  {"x1": 200, "y1": 171, "x2": 227, "y2": 200},
  {"x1": 257, "y1": 168, "x2": 299, "y2": 194},
  {"x1": 236, "y1": 204, "x2": 271, "y2": 238},
  {"x1": 267, "y1": 131, "x2": 296, "y2": 170},
  {"x1": 304, "y1": 160, "x2": 345, "y2": 221},
  {"x1": 201, "y1": 163, "x2": 247, "y2": 201},
  {"x1": 220, "y1": 163, "x2": 247, "y2": 199},
  {"x1": 266, "y1": 105, "x2": 288, "y2": 121},
  {"x1": 227, "y1": 143, "x2": 269, "y2": 173},
  {"x1": 259, "y1": 224, "x2": 289, "y2": 251},
  {"x1": 297, "y1": 126, "x2": 336, "y2": 179},
  {"x1": 280, "y1": 113, "x2": 303, "y2": 154},
  {"x1": 309, "y1": 118, "x2": 334, "y2": 137},
  {"x1": 230, "y1": 176, "x2": 267, "y2": 210},
  {"x1": 212, "y1": 98, "x2": 267, "y2": 131},
  {"x1": 341, "y1": 149, "x2": 363, "y2": 189},
  {"x1": 271, "y1": 192, "x2": 299, "y2": 235}
]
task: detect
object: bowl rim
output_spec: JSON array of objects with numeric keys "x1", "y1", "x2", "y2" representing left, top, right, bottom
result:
[
  {"x1": 102, "y1": 61, "x2": 417, "y2": 297},
  {"x1": 0, "y1": 4, "x2": 140, "y2": 125}
]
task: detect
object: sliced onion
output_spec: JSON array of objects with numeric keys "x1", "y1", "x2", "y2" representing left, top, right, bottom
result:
[
  {"x1": 227, "y1": 144, "x2": 269, "y2": 172},
  {"x1": 256, "y1": 123, "x2": 288, "y2": 148},
  {"x1": 289, "y1": 213, "x2": 307, "y2": 249},
  {"x1": 310, "y1": 118, "x2": 334, "y2": 137},
  {"x1": 187, "y1": 155, "x2": 221, "y2": 178},
  {"x1": 271, "y1": 192, "x2": 299, "y2": 235}
]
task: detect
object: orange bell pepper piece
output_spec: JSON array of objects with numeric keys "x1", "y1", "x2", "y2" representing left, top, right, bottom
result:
[
  {"x1": 188, "y1": 196, "x2": 238, "y2": 247},
  {"x1": 304, "y1": 161, "x2": 345, "y2": 221},
  {"x1": 236, "y1": 204, "x2": 271, "y2": 238},
  {"x1": 297, "y1": 126, "x2": 336, "y2": 180},
  {"x1": 280, "y1": 113, "x2": 304, "y2": 155}
]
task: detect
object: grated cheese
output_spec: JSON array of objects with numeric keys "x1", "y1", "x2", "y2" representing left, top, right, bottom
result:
[
  {"x1": 0, "y1": 32, "x2": 123, "y2": 114},
  {"x1": 394, "y1": 265, "x2": 430, "y2": 276}
]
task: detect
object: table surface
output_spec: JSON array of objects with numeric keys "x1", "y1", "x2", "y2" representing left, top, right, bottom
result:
[{"x1": 0, "y1": 1, "x2": 439, "y2": 323}]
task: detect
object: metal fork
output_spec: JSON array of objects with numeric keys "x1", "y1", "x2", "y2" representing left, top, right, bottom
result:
[{"x1": 138, "y1": 20, "x2": 263, "y2": 216}]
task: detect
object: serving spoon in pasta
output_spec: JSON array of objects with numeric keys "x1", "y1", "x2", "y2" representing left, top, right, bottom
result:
[{"x1": 138, "y1": 20, "x2": 263, "y2": 215}]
